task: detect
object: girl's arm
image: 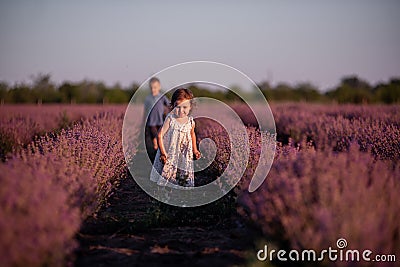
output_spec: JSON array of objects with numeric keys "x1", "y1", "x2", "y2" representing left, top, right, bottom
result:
[
  {"x1": 158, "y1": 116, "x2": 171, "y2": 163},
  {"x1": 191, "y1": 124, "x2": 201, "y2": 159}
]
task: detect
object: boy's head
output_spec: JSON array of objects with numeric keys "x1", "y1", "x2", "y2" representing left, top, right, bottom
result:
[{"x1": 149, "y1": 77, "x2": 161, "y2": 96}]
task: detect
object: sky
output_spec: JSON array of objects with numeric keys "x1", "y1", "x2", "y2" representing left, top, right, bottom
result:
[{"x1": 0, "y1": 0, "x2": 399, "y2": 92}]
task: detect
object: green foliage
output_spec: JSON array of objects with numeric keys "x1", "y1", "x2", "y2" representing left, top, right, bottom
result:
[
  {"x1": 325, "y1": 75, "x2": 374, "y2": 103},
  {"x1": 103, "y1": 88, "x2": 130, "y2": 103},
  {"x1": 261, "y1": 82, "x2": 324, "y2": 102},
  {"x1": 375, "y1": 79, "x2": 400, "y2": 104},
  {"x1": 1, "y1": 73, "x2": 399, "y2": 104}
]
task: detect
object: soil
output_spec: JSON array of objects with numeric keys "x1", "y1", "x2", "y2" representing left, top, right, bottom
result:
[{"x1": 73, "y1": 170, "x2": 261, "y2": 267}]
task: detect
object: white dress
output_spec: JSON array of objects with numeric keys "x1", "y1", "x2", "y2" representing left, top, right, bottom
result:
[{"x1": 150, "y1": 113, "x2": 195, "y2": 188}]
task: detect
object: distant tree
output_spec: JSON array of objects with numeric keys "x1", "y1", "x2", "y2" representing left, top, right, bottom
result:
[
  {"x1": 225, "y1": 85, "x2": 244, "y2": 102},
  {"x1": 0, "y1": 81, "x2": 9, "y2": 104},
  {"x1": 375, "y1": 78, "x2": 400, "y2": 104},
  {"x1": 77, "y1": 80, "x2": 101, "y2": 103},
  {"x1": 295, "y1": 82, "x2": 322, "y2": 102},
  {"x1": 103, "y1": 85, "x2": 129, "y2": 103},
  {"x1": 258, "y1": 81, "x2": 272, "y2": 91},
  {"x1": 9, "y1": 83, "x2": 34, "y2": 103},
  {"x1": 31, "y1": 73, "x2": 60, "y2": 103},
  {"x1": 94, "y1": 81, "x2": 108, "y2": 103},
  {"x1": 59, "y1": 82, "x2": 81, "y2": 104},
  {"x1": 259, "y1": 81, "x2": 273, "y2": 100},
  {"x1": 186, "y1": 84, "x2": 226, "y2": 101},
  {"x1": 124, "y1": 82, "x2": 139, "y2": 100},
  {"x1": 326, "y1": 75, "x2": 373, "y2": 103},
  {"x1": 341, "y1": 76, "x2": 371, "y2": 90},
  {"x1": 273, "y1": 83, "x2": 296, "y2": 101}
]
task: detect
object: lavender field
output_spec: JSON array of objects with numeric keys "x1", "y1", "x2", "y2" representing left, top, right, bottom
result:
[
  {"x1": 0, "y1": 104, "x2": 127, "y2": 160},
  {"x1": 0, "y1": 103, "x2": 399, "y2": 267}
]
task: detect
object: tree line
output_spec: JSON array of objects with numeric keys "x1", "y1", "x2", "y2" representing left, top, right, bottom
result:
[{"x1": 0, "y1": 74, "x2": 399, "y2": 104}]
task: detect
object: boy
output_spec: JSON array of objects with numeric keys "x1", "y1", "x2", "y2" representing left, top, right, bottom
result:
[{"x1": 143, "y1": 77, "x2": 170, "y2": 153}]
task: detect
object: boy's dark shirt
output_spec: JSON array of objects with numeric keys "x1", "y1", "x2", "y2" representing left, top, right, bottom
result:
[{"x1": 144, "y1": 93, "x2": 170, "y2": 126}]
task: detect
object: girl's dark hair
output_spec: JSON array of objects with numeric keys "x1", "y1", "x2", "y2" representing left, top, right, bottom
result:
[{"x1": 170, "y1": 88, "x2": 194, "y2": 108}]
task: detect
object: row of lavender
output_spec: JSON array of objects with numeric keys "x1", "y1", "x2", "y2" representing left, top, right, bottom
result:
[
  {"x1": 0, "y1": 104, "x2": 126, "y2": 160},
  {"x1": 201, "y1": 104, "x2": 400, "y2": 266},
  {"x1": 237, "y1": 144, "x2": 399, "y2": 266},
  {"x1": 234, "y1": 103, "x2": 400, "y2": 160},
  {"x1": 0, "y1": 106, "x2": 139, "y2": 266},
  {"x1": 271, "y1": 103, "x2": 400, "y2": 161}
]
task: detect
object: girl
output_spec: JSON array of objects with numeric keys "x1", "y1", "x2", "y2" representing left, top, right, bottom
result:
[{"x1": 150, "y1": 88, "x2": 201, "y2": 188}]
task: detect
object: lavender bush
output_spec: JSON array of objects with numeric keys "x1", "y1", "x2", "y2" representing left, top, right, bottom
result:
[
  {"x1": 20, "y1": 110, "x2": 132, "y2": 215},
  {"x1": 0, "y1": 104, "x2": 126, "y2": 160},
  {"x1": 195, "y1": 103, "x2": 400, "y2": 266},
  {"x1": 270, "y1": 103, "x2": 400, "y2": 160},
  {"x1": 237, "y1": 144, "x2": 400, "y2": 266},
  {"x1": 225, "y1": 104, "x2": 399, "y2": 266},
  {"x1": 0, "y1": 158, "x2": 81, "y2": 267},
  {"x1": 0, "y1": 107, "x2": 139, "y2": 267}
]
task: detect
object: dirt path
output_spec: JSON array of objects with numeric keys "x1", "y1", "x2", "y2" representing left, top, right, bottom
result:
[{"x1": 74, "y1": 170, "x2": 260, "y2": 267}]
